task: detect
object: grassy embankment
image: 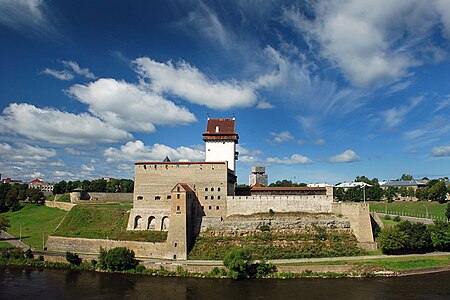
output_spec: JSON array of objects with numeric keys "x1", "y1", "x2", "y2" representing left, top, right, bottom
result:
[
  {"x1": 53, "y1": 204, "x2": 167, "y2": 242},
  {"x1": 369, "y1": 201, "x2": 447, "y2": 219},
  {"x1": 189, "y1": 230, "x2": 366, "y2": 260},
  {"x1": 279, "y1": 254, "x2": 450, "y2": 272},
  {"x1": 5, "y1": 204, "x2": 67, "y2": 250}
]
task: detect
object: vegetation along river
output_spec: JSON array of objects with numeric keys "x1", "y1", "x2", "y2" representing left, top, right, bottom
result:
[{"x1": 1, "y1": 266, "x2": 450, "y2": 299}]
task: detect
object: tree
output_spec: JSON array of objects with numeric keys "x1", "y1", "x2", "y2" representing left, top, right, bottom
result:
[
  {"x1": 98, "y1": 247, "x2": 138, "y2": 271},
  {"x1": 400, "y1": 174, "x2": 414, "y2": 181},
  {"x1": 223, "y1": 247, "x2": 253, "y2": 279},
  {"x1": 90, "y1": 179, "x2": 107, "y2": 192},
  {"x1": 269, "y1": 180, "x2": 306, "y2": 187},
  {"x1": 53, "y1": 180, "x2": 67, "y2": 195},
  {"x1": 428, "y1": 181, "x2": 447, "y2": 203},
  {"x1": 397, "y1": 221, "x2": 433, "y2": 254},
  {"x1": 66, "y1": 252, "x2": 82, "y2": 265},
  {"x1": 0, "y1": 214, "x2": 10, "y2": 231},
  {"x1": 5, "y1": 188, "x2": 19, "y2": 211},
  {"x1": 378, "y1": 226, "x2": 409, "y2": 255},
  {"x1": 26, "y1": 188, "x2": 44, "y2": 204},
  {"x1": 429, "y1": 220, "x2": 450, "y2": 251}
]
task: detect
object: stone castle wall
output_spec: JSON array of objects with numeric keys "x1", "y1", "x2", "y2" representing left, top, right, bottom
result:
[
  {"x1": 87, "y1": 193, "x2": 133, "y2": 201},
  {"x1": 45, "y1": 201, "x2": 76, "y2": 211},
  {"x1": 46, "y1": 236, "x2": 170, "y2": 259},
  {"x1": 226, "y1": 195, "x2": 333, "y2": 216}
]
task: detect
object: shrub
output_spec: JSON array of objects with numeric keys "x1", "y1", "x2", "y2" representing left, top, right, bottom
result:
[
  {"x1": 223, "y1": 247, "x2": 253, "y2": 279},
  {"x1": 268, "y1": 209, "x2": 275, "y2": 215},
  {"x1": 255, "y1": 260, "x2": 276, "y2": 278},
  {"x1": 65, "y1": 252, "x2": 82, "y2": 266},
  {"x1": 25, "y1": 248, "x2": 34, "y2": 259},
  {"x1": 98, "y1": 247, "x2": 138, "y2": 271},
  {"x1": 37, "y1": 255, "x2": 44, "y2": 262},
  {"x1": 258, "y1": 223, "x2": 270, "y2": 232},
  {"x1": 384, "y1": 215, "x2": 391, "y2": 220},
  {"x1": 378, "y1": 226, "x2": 409, "y2": 255},
  {"x1": 397, "y1": 221, "x2": 432, "y2": 254},
  {"x1": 429, "y1": 220, "x2": 450, "y2": 251},
  {"x1": 393, "y1": 216, "x2": 401, "y2": 222}
]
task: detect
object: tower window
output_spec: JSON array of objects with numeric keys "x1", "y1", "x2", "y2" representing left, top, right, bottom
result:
[
  {"x1": 216, "y1": 206, "x2": 219, "y2": 210},
  {"x1": 205, "y1": 187, "x2": 208, "y2": 191},
  {"x1": 218, "y1": 187, "x2": 221, "y2": 192},
  {"x1": 215, "y1": 126, "x2": 220, "y2": 132},
  {"x1": 177, "y1": 206, "x2": 180, "y2": 211},
  {"x1": 218, "y1": 196, "x2": 221, "y2": 200},
  {"x1": 155, "y1": 196, "x2": 161, "y2": 200},
  {"x1": 137, "y1": 196, "x2": 143, "y2": 200},
  {"x1": 205, "y1": 196, "x2": 208, "y2": 200},
  {"x1": 177, "y1": 194, "x2": 180, "y2": 199},
  {"x1": 209, "y1": 206, "x2": 212, "y2": 210},
  {"x1": 211, "y1": 196, "x2": 214, "y2": 200},
  {"x1": 211, "y1": 187, "x2": 214, "y2": 191}
]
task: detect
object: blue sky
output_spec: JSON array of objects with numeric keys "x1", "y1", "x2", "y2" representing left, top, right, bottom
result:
[{"x1": 0, "y1": 0, "x2": 449, "y2": 184}]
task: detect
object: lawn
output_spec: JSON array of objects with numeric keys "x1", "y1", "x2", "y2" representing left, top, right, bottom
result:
[
  {"x1": 5, "y1": 204, "x2": 68, "y2": 250},
  {"x1": 0, "y1": 241, "x2": 12, "y2": 249},
  {"x1": 279, "y1": 255, "x2": 450, "y2": 271},
  {"x1": 53, "y1": 204, "x2": 166, "y2": 242},
  {"x1": 369, "y1": 201, "x2": 447, "y2": 219}
]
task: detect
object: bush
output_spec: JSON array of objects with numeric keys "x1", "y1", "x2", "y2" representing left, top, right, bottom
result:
[
  {"x1": 37, "y1": 255, "x2": 44, "y2": 262},
  {"x1": 65, "y1": 252, "x2": 82, "y2": 266},
  {"x1": 25, "y1": 248, "x2": 34, "y2": 259},
  {"x1": 393, "y1": 216, "x2": 401, "y2": 222},
  {"x1": 268, "y1": 209, "x2": 275, "y2": 215},
  {"x1": 98, "y1": 247, "x2": 138, "y2": 271},
  {"x1": 255, "y1": 260, "x2": 276, "y2": 278},
  {"x1": 379, "y1": 221, "x2": 433, "y2": 255},
  {"x1": 223, "y1": 247, "x2": 253, "y2": 279},
  {"x1": 384, "y1": 215, "x2": 391, "y2": 220},
  {"x1": 429, "y1": 220, "x2": 450, "y2": 251},
  {"x1": 378, "y1": 226, "x2": 409, "y2": 255}
]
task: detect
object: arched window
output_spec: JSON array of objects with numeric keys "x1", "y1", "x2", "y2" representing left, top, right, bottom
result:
[
  {"x1": 137, "y1": 196, "x2": 143, "y2": 200},
  {"x1": 155, "y1": 196, "x2": 161, "y2": 200},
  {"x1": 134, "y1": 216, "x2": 142, "y2": 229},
  {"x1": 161, "y1": 216, "x2": 170, "y2": 231},
  {"x1": 147, "y1": 216, "x2": 156, "y2": 230}
]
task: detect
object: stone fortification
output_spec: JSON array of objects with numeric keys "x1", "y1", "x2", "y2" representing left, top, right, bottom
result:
[
  {"x1": 45, "y1": 201, "x2": 76, "y2": 211},
  {"x1": 46, "y1": 236, "x2": 170, "y2": 259},
  {"x1": 226, "y1": 195, "x2": 332, "y2": 216},
  {"x1": 69, "y1": 192, "x2": 133, "y2": 202},
  {"x1": 205, "y1": 212, "x2": 351, "y2": 237}
]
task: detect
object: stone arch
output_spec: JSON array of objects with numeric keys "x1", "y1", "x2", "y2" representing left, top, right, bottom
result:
[
  {"x1": 161, "y1": 216, "x2": 170, "y2": 231},
  {"x1": 147, "y1": 216, "x2": 156, "y2": 230},
  {"x1": 134, "y1": 215, "x2": 142, "y2": 229}
]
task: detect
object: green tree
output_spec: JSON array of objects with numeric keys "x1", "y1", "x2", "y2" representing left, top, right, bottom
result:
[
  {"x1": 26, "y1": 188, "x2": 44, "y2": 204},
  {"x1": 378, "y1": 226, "x2": 409, "y2": 255},
  {"x1": 397, "y1": 221, "x2": 433, "y2": 254},
  {"x1": 428, "y1": 181, "x2": 447, "y2": 203},
  {"x1": 53, "y1": 180, "x2": 67, "y2": 195},
  {"x1": 5, "y1": 188, "x2": 19, "y2": 211},
  {"x1": 90, "y1": 179, "x2": 107, "y2": 192},
  {"x1": 66, "y1": 251, "x2": 82, "y2": 265},
  {"x1": 429, "y1": 220, "x2": 450, "y2": 251},
  {"x1": 269, "y1": 180, "x2": 306, "y2": 187},
  {"x1": 0, "y1": 214, "x2": 10, "y2": 231},
  {"x1": 400, "y1": 174, "x2": 414, "y2": 181},
  {"x1": 98, "y1": 247, "x2": 138, "y2": 271},
  {"x1": 223, "y1": 247, "x2": 253, "y2": 279},
  {"x1": 446, "y1": 203, "x2": 450, "y2": 221}
]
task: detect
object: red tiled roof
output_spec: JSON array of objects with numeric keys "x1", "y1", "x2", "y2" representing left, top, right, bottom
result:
[
  {"x1": 135, "y1": 161, "x2": 226, "y2": 165},
  {"x1": 204, "y1": 118, "x2": 236, "y2": 134},
  {"x1": 250, "y1": 186, "x2": 326, "y2": 192},
  {"x1": 179, "y1": 183, "x2": 193, "y2": 192}
]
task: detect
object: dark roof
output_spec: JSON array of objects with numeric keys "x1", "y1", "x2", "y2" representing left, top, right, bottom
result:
[
  {"x1": 203, "y1": 118, "x2": 239, "y2": 142},
  {"x1": 135, "y1": 161, "x2": 226, "y2": 165},
  {"x1": 381, "y1": 180, "x2": 426, "y2": 187},
  {"x1": 163, "y1": 156, "x2": 171, "y2": 162},
  {"x1": 250, "y1": 186, "x2": 326, "y2": 192}
]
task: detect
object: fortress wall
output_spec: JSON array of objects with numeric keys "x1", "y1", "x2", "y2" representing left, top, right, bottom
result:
[
  {"x1": 45, "y1": 201, "x2": 76, "y2": 211},
  {"x1": 225, "y1": 195, "x2": 333, "y2": 216},
  {"x1": 46, "y1": 236, "x2": 170, "y2": 259},
  {"x1": 87, "y1": 193, "x2": 133, "y2": 201},
  {"x1": 331, "y1": 203, "x2": 374, "y2": 244},
  {"x1": 127, "y1": 208, "x2": 171, "y2": 230},
  {"x1": 133, "y1": 162, "x2": 229, "y2": 218}
]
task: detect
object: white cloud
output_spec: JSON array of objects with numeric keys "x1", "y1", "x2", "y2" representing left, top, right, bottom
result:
[
  {"x1": 104, "y1": 140, "x2": 205, "y2": 162},
  {"x1": 25, "y1": 172, "x2": 44, "y2": 179},
  {"x1": 256, "y1": 101, "x2": 274, "y2": 109},
  {"x1": 133, "y1": 57, "x2": 257, "y2": 110},
  {"x1": 68, "y1": 78, "x2": 196, "y2": 133},
  {"x1": 431, "y1": 145, "x2": 450, "y2": 157},
  {"x1": 0, "y1": 103, "x2": 131, "y2": 145},
  {"x1": 239, "y1": 156, "x2": 261, "y2": 163},
  {"x1": 266, "y1": 154, "x2": 312, "y2": 165},
  {"x1": 0, "y1": 142, "x2": 56, "y2": 163},
  {"x1": 42, "y1": 68, "x2": 74, "y2": 80},
  {"x1": 268, "y1": 131, "x2": 295, "y2": 144},
  {"x1": 283, "y1": 0, "x2": 449, "y2": 86},
  {"x1": 0, "y1": 0, "x2": 57, "y2": 37},
  {"x1": 236, "y1": 145, "x2": 263, "y2": 156},
  {"x1": 382, "y1": 96, "x2": 422, "y2": 127},
  {"x1": 313, "y1": 138, "x2": 326, "y2": 145},
  {"x1": 329, "y1": 150, "x2": 361, "y2": 163},
  {"x1": 62, "y1": 60, "x2": 96, "y2": 79},
  {"x1": 81, "y1": 164, "x2": 95, "y2": 172},
  {"x1": 64, "y1": 147, "x2": 88, "y2": 156}
]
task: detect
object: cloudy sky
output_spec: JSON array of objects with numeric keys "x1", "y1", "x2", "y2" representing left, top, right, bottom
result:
[{"x1": 1, "y1": 0, "x2": 450, "y2": 184}]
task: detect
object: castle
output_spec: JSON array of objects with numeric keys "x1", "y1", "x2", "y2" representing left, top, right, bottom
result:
[{"x1": 126, "y1": 118, "x2": 376, "y2": 260}]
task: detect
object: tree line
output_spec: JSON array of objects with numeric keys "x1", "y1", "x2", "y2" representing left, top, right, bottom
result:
[
  {"x1": 0, "y1": 183, "x2": 44, "y2": 212},
  {"x1": 53, "y1": 179, "x2": 134, "y2": 195}
]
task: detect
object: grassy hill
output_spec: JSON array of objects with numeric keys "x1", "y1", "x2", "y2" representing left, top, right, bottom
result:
[
  {"x1": 5, "y1": 204, "x2": 68, "y2": 250},
  {"x1": 369, "y1": 201, "x2": 447, "y2": 219},
  {"x1": 53, "y1": 204, "x2": 167, "y2": 242}
]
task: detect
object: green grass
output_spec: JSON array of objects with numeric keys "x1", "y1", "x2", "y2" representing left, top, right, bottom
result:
[
  {"x1": 5, "y1": 204, "x2": 68, "y2": 251},
  {"x1": 53, "y1": 204, "x2": 166, "y2": 242},
  {"x1": 0, "y1": 241, "x2": 12, "y2": 249},
  {"x1": 369, "y1": 201, "x2": 447, "y2": 218},
  {"x1": 279, "y1": 255, "x2": 450, "y2": 271},
  {"x1": 188, "y1": 231, "x2": 365, "y2": 260},
  {"x1": 55, "y1": 193, "x2": 70, "y2": 202}
]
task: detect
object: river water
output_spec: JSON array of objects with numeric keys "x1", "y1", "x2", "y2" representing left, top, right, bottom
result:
[{"x1": 1, "y1": 267, "x2": 449, "y2": 299}]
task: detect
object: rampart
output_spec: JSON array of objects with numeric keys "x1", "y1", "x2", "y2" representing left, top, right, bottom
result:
[
  {"x1": 226, "y1": 195, "x2": 332, "y2": 216},
  {"x1": 87, "y1": 192, "x2": 133, "y2": 201},
  {"x1": 46, "y1": 236, "x2": 169, "y2": 259},
  {"x1": 45, "y1": 201, "x2": 76, "y2": 211}
]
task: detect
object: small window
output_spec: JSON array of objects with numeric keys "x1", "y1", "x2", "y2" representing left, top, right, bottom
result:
[
  {"x1": 154, "y1": 164, "x2": 157, "y2": 169},
  {"x1": 205, "y1": 187, "x2": 208, "y2": 191},
  {"x1": 177, "y1": 194, "x2": 180, "y2": 199},
  {"x1": 137, "y1": 196, "x2": 143, "y2": 200},
  {"x1": 218, "y1": 187, "x2": 221, "y2": 192},
  {"x1": 211, "y1": 196, "x2": 214, "y2": 200},
  {"x1": 155, "y1": 196, "x2": 161, "y2": 200},
  {"x1": 144, "y1": 165, "x2": 147, "y2": 170},
  {"x1": 177, "y1": 187, "x2": 180, "y2": 192},
  {"x1": 174, "y1": 243, "x2": 177, "y2": 247},
  {"x1": 205, "y1": 196, "x2": 208, "y2": 200},
  {"x1": 216, "y1": 206, "x2": 219, "y2": 210},
  {"x1": 177, "y1": 206, "x2": 180, "y2": 211},
  {"x1": 167, "y1": 195, "x2": 171, "y2": 199},
  {"x1": 218, "y1": 196, "x2": 221, "y2": 200},
  {"x1": 209, "y1": 206, "x2": 212, "y2": 210},
  {"x1": 173, "y1": 255, "x2": 176, "y2": 259},
  {"x1": 211, "y1": 187, "x2": 214, "y2": 191}
]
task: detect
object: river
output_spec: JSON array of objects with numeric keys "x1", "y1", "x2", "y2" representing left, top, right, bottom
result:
[{"x1": 1, "y1": 267, "x2": 450, "y2": 299}]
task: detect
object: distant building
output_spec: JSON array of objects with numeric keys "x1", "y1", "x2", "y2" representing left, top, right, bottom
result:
[
  {"x1": 379, "y1": 180, "x2": 426, "y2": 190},
  {"x1": 2, "y1": 177, "x2": 23, "y2": 184},
  {"x1": 28, "y1": 178, "x2": 54, "y2": 193},
  {"x1": 249, "y1": 166, "x2": 268, "y2": 186},
  {"x1": 335, "y1": 182, "x2": 371, "y2": 189}
]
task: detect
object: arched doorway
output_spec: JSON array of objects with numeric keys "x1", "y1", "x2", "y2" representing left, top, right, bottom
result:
[
  {"x1": 134, "y1": 215, "x2": 142, "y2": 229},
  {"x1": 147, "y1": 216, "x2": 156, "y2": 230},
  {"x1": 161, "y1": 216, "x2": 170, "y2": 231}
]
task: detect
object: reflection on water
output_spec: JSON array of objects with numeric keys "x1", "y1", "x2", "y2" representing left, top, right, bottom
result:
[{"x1": 1, "y1": 266, "x2": 450, "y2": 300}]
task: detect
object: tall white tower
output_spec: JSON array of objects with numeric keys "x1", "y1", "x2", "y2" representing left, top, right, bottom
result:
[{"x1": 203, "y1": 118, "x2": 239, "y2": 172}]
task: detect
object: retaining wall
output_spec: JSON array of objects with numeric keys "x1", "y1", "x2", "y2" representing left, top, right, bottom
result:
[
  {"x1": 45, "y1": 201, "x2": 76, "y2": 211},
  {"x1": 46, "y1": 236, "x2": 169, "y2": 259},
  {"x1": 87, "y1": 192, "x2": 133, "y2": 201}
]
